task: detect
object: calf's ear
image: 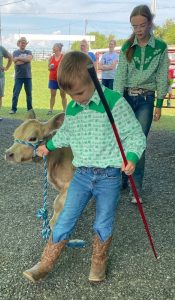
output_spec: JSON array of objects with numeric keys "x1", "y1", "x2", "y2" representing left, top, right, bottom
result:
[
  {"x1": 42, "y1": 112, "x2": 65, "y2": 136},
  {"x1": 25, "y1": 109, "x2": 36, "y2": 120}
]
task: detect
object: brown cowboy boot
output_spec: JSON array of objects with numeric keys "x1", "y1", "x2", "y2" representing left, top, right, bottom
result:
[
  {"x1": 89, "y1": 235, "x2": 112, "y2": 282},
  {"x1": 23, "y1": 239, "x2": 68, "y2": 283}
]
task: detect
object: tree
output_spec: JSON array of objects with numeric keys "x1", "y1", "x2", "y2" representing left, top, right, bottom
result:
[
  {"x1": 154, "y1": 19, "x2": 175, "y2": 45},
  {"x1": 71, "y1": 32, "x2": 116, "y2": 50}
]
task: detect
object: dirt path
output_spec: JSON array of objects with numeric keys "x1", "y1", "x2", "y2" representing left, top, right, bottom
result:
[{"x1": 0, "y1": 118, "x2": 175, "y2": 300}]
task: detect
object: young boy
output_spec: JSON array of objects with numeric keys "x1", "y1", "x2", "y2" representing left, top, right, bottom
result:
[{"x1": 23, "y1": 51, "x2": 146, "y2": 283}]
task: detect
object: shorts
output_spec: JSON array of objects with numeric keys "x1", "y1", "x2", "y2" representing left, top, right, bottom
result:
[
  {"x1": 0, "y1": 77, "x2": 5, "y2": 97},
  {"x1": 48, "y1": 80, "x2": 60, "y2": 90}
]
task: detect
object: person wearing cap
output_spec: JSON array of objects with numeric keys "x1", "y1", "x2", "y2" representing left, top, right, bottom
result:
[
  {"x1": 47, "y1": 43, "x2": 67, "y2": 114},
  {"x1": 0, "y1": 46, "x2": 12, "y2": 121},
  {"x1": 9, "y1": 37, "x2": 33, "y2": 114}
]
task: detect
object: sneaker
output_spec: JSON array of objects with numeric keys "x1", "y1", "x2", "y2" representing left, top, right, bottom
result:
[
  {"x1": 47, "y1": 110, "x2": 53, "y2": 115},
  {"x1": 0, "y1": 117, "x2": 3, "y2": 121},
  {"x1": 131, "y1": 196, "x2": 143, "y2": 204},
  {"x1": 9, "y1": 110, "x2": 16, "y2": 114}
]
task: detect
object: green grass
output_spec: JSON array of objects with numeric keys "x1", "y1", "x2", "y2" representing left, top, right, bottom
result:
[
  {"x1": 151, "y1": 114, "x2": 175, "y2": 131},
  {"x1": 0, "y1": 60, "x2": 175, "y2": 131},
  {"x1": 1, "y1": 60, "x2": 67, "y2": 121}
]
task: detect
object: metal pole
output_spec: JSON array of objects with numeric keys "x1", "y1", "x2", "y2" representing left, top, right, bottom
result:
[
  {"x1": 69, "y1": 23, "x2": 71, "y2": 49},
  {"x1": 151, "y1": 0, "x2": 156, "y2": 15},
  {"x1": 84, "y1": 19, "x2": 88, "y2": 35}
]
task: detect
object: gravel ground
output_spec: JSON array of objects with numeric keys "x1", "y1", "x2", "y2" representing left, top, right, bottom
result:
[{"x1": 0, "y1": 118, "x2": 175, "y2": 300}]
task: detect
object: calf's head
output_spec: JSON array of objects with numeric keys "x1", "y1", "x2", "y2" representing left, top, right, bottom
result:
[{"x1": 5, "y1": 112, "x2": 65, "y2": 163}]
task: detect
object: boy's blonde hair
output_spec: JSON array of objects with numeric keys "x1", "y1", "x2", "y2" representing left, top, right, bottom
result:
[{"x1": 58, "y1": 51, "x2": 92, "y2": 91}]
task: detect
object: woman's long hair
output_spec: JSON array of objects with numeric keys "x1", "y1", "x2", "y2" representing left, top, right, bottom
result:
[{"x1": 126, "y1": 5, "x2": 154, "y2": 62}]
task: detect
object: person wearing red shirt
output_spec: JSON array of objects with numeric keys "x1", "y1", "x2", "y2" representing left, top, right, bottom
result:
[{"x1": 47, "y1": 43, "x2": 67, "y2": 114}]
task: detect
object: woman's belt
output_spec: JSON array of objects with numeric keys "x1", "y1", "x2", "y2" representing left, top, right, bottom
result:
[{"x1": 125, "y1": 87, "x2": 154, "y2": 96}]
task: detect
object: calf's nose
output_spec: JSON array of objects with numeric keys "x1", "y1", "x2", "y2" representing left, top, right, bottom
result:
[{"x1": 5, "y1": 150, "x2": 14, "y2": 160}]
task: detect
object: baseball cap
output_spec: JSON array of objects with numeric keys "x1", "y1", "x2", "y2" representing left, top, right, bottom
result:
[{"x1": 18, "y1": 36, "x2": 28, "y2": 44}]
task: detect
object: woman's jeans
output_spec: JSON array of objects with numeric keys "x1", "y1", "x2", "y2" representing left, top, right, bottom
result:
[
  {"x1": 102, "y1": 79, "x2": 114, "y2": 90},
  {"x1": 52, "y1": 167, "x2": 121, "y2": 244},
  {"x1": 11, "y1": 78, "x2": 33, "y2": 112},
  {"x1": 123, "y1": 91, "x2": 155, "y2": 194}
]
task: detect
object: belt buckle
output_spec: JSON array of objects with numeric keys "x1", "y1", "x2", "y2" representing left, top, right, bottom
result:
[
  {"x1": 138, "y1": 88, "x2": 143, "y2": 95},
  {"x1": 128, "y1": 88, "x2": 139, "y2": 96}
]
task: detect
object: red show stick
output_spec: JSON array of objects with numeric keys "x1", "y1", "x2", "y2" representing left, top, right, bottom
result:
[{"x1": 87, "y1": 64, "x2": 158, "y2": 259}]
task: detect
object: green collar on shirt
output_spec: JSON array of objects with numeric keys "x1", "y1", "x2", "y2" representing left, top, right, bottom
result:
[
  {"x1": 66, "y1": 86, "x2": 122, "y2": 116},
  {"x1": 131, "y1": 34, "x2": 155, "y2": 48},
  {"x1": 122, "y1": 34, "x2": 167, "y2": 54}
]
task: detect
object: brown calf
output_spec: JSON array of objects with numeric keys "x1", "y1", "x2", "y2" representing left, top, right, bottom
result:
[{"x1": 5, "y1": 111, "x2": 75, "y2": 229}]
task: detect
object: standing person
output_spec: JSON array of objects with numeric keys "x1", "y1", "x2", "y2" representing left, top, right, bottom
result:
[
  {"x1": 9, "y1": 37, "x2": 33, "y2": 114},
  {"x1": 167, "y1": 67, "x2": 174, "y2": 107},
  {"x1": 98, "y1": 39, "x2": 118, "y2": 90},
  {"x1": 80, "y1": 39, "x2": 97, "y2": 70},
  {"x1": 23, "y1": 51, "x2": 146, "y2": 283},
  {"x1": 114, "y1": 5, "x2": 169, "y2": 203},
  {"x1": 0, "y1": 46, "x2": 12, "y2": 121},
  {"x1": 47, "y1": 43, "x2": 67, "y2": 114}
]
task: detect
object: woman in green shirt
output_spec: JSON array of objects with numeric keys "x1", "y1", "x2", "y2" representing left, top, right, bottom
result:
[{"x1": 114, "y1": 4, "x2": 169, "y2": 203}]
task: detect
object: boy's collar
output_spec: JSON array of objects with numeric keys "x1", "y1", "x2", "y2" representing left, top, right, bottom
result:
[{"x1": 72, "y1": 85, "x2": 105, "y2": 107}]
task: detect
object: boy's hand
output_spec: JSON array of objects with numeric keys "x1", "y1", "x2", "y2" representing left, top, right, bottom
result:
[
  {"x1": 121, "y1": 161, "x2": 136, "y2": 175},
  {"x1": 37, "y1": 145, "x2": 50, "y2": 157}
]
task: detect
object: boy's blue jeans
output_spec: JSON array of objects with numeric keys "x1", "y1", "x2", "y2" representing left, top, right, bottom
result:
[
  {"x1": 52, "y1": 167, "x2": 121, "y2": 244},
  {"x1": 123, "y1": 91, "x2": 155, "y2": 193},
  {"x1": 11, "y1": 78, "x2": 33, "y2": 112}
]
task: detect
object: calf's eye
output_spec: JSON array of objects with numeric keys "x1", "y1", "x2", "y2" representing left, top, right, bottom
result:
[{"x1": 28, "y1": 137, "x2": 37, "y2": 142}]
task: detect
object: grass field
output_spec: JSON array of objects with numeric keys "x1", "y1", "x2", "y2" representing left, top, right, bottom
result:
[
  {"x1": 0, "y1": 60, "x2": 175, "y2": 131},
  {"x1": 0, "y1": 60, "x2": 66, "y2": 121}
]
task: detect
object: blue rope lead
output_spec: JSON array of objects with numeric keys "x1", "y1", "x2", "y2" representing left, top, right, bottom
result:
[{"x1": 36, "y1": 155, "x2": 51, "y2": 241}]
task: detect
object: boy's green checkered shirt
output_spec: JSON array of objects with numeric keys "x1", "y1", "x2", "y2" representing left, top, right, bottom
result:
[
  {"x1": 46, "y1": 87, "x2": 146, "y2": 168},
  {"x1": 114, "y1": 35, "x2": 169, "y2": 108}
]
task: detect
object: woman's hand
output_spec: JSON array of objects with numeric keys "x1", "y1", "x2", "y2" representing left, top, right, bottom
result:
[
  {"x1": 37, "y1": 145, "x2": 50, "y2": 157},
  {"x1": 154, "y1": 107, "x2": 161, "y2": 121},
  {"x1": 121, "y1": 161, "x2": 136, "y2": 176}
]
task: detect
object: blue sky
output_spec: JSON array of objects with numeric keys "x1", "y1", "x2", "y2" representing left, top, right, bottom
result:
[{"x1": 1, "y1": 0, "x2": 175, "y2": 50}]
